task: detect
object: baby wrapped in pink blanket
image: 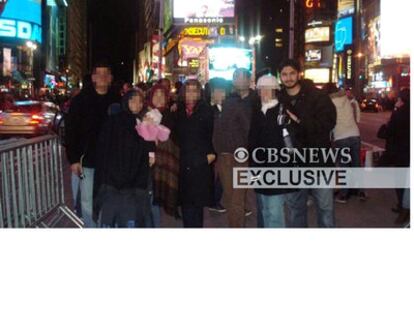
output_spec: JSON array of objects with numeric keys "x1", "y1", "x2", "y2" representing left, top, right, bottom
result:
[{"x1": 135, "y1": 108, "x2": 170, "y2": 142}]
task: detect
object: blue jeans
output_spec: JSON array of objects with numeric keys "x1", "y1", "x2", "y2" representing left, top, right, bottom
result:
[
  {"x1": 101, "y1": 220, "x2": 136, "y2": 228},
  {"x1": 80, "y1": 167, "x2": 96, "y2": 228},
  {"x1": 335, "y1": 136, "x2": 362, "y2": 197},
  {"x1": 256, "y1": 193, "x2": 287, "y2": 228},
  {"x1": 71, "y1": 173, "x2": 82, "y2": 217},
  {"x1": 286, "y1": 189, "x2": 335, "y2": 228}
]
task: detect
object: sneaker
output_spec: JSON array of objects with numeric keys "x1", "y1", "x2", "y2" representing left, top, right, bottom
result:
[
  {"x1": 335, "y1": 196, "x2": 348, "y2": 204},
  {"x1": 209, "y1": 204, "x2": 227, "y2": 213},
  {"x1": 245, "y1": 210, "x2": 253, "y2": 217},
  {"x1": 358, "y1": 192, "x2": 367, "y2": 201}
]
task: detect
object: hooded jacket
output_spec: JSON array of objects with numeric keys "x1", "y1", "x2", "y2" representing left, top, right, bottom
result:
[{"x1": 329, "y1": 90, "x2": 360, "y2": 141}]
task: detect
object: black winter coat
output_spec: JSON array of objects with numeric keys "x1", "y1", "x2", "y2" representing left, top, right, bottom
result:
[
  {"x1": 95, "y1": 110, "x2": 150, "y2": 191},
  {"x1": 249, "y1": 105, "x2": 297, "y2": 196},
  {"x1": 385, "y1": 104, "x2": 410, "y2": 167},
  {"x1": 175, "y1": 100, "x2": 215, "y2": 207},
  {"x1": 65, "y1": 87, "x2": 120, "y2": 167},
  {"x1": 279, "y1": 80, "x2": 337, "y2": 167}
]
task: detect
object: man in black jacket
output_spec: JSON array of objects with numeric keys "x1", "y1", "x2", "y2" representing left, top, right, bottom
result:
[
  {"x1": 278, "y1": 60, "x2": 337, "y2": 228},
  {"x1": 65, "y1": 61, "x2": 120, "y2": 228}
]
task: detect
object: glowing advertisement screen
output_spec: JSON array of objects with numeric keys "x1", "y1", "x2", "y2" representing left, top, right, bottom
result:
[
  {"x1": 304, "y1": 68, "x2": 330, "y2": 83},
  {"x1": 0, "y1": 0, "x2": 42, "y2": 43},
  {"x1": 381, "y1": 0, "x2": 410, "y2": 58},
  {"x1": 338, "y1": 0, "x2": 355, "y2": 17},
  {"x1": 335, "y1": 16, "x2": 353, "y2": 52},
  {"x1": 305, "y1": 26, "x2": 330, "y2": 43},
  {"x1": 209, "y1": 47, "x2": 252, "y2": 81},
  {"x1": 174, "y1": 0, "x2": 235, "y2": 25}
]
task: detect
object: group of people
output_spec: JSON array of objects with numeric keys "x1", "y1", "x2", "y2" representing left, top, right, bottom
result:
[{"x1": 64, "y1": 58, "x2": 408, "y2": 228}]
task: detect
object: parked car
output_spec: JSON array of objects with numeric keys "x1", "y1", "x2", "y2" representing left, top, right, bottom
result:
[
  {"x1": 0, "y1": 100, "x2": 60, "y2": 137},
  {"x1": 360, "y1": 98, "x2": 383, "y2": 112}
]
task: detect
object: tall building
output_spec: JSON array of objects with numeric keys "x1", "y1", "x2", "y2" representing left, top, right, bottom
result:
[
  {"x1": 67, "y1": 0, "x2": 87, "y2": 86},
  {"x1": 333, "y1": 0, "x2": 410, "y2": 97},
  {"x1": 42, "y1": 0, "x2": 87, "y2": 90}
]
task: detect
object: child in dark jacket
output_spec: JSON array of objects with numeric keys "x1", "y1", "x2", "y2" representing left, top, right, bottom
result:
[{"x1": 95, "y1": 89, "x2": 152, "y2": 228}]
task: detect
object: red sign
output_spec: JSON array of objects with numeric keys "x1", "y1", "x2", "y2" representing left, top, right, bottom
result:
[{"x1": 305, "y1": 0, "x2": 323, "y2": 9}]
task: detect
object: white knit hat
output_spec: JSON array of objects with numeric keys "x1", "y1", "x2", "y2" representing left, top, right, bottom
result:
[{"x1": 256, "y1": 74, "x2": 280, "y2": 90}]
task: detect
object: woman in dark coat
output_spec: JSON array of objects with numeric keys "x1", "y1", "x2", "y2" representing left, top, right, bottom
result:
[
  {"x1": 175, "y1": 79, "x2": 216, "y2": 227},
  {"x1": 95, "y1": 89, "x2": 151, "y2": 228}
]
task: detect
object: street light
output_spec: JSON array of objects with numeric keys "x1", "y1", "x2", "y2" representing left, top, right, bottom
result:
[{"x1": 26, "y1": 41, "x2": 37, "y2": 51}]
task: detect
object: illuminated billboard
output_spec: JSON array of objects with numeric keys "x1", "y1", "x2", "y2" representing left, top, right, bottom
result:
[
  {"x1": 174, "y1": 0, "x2": 235, "y2": 25},
  {"x1": 209, "y1": 47, "x2": 252, "y2": 81},
  {"x1": 338, "y1": 0, "x2": 355, "y2": 17},
  {"x1": 305, "y1": 26, "x2": 330, "y2": 43},
  {"x1": 381, "y1": 0, "x2": 410, "y2": 58},
  {"x1": 0, "y1": 0, "x2": 42, "y2": 43},
  {"x1": 304, "y1": 68, "x2": 330, "y2": 83},
  {"x1": 305, "y1": 49, "x2": 322, "y2": 62},
  {"x1": 335, "y1": 16, "x2": 353, "y2": 52}
]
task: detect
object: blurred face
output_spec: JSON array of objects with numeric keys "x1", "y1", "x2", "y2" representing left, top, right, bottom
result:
[
  {"x1": 152, "y1": 89, "x2": 167, "y2": 109},
  {"x1": 160, "y1": 79, "x2": 171, "y2": 92},
  {"x1": 128, "y1": 94, "x2": 144, "y2": 114},
  {"x1": 211, "y1": 88, "x2": 226, "y2": 105},
  {"x1": 233, "y1": 72, "x2": 250, "y2": 92},
  {"x1": 346, "y1": 90, "x2": 353, "y2": 100},
  {"x1": 92, "y1": 67, "x2": 112, "y2": 91},
  {"x1": 259, "y1": 88, "x2": 275, "y2": 103},
  {"x1": 280, "y1": 66, "x2": 299, "y2": 89},
  {"x1": 185, "y1": 84, "x2": 201, "y2": 105}
]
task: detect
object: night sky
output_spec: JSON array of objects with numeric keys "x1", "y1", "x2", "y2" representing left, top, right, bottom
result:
[{"x1": 88, "y1": 0, "x2": 137, "y2": 83}]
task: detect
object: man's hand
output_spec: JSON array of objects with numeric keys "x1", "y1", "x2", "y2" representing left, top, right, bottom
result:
[
  {"x1": 287, "y1": 110, "x2": 300, "y2": 124},
  {"x1": 149, "y1": 156, "x2": 156, "y2": 167},
  {"x1": 71, "y1": 163, "x2": 83, "y2": 177},
  {"x1": 207, "y1": 154, "x2": 216, "y2": 165}
]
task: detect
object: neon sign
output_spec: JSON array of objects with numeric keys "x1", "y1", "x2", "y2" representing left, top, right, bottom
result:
[{"x1": 0, "y1": 18, "x2": 41, "y2": 42}]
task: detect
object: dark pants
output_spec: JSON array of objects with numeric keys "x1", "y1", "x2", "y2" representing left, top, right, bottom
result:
[
  {"x1": 396, "y1": 189, "x2": 404, "y2": 209},
  {"x1": 335, "y1": 136, "x2": 363, "y2": 198},
  {"x1": 182, "y1": 205, "x2": 204, "y2": 228},
  {"x1": 211, "y1": 167, "x2": 224, "y2": 207}
]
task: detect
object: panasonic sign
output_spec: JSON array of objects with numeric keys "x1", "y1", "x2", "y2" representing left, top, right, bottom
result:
[{"x1": 0, "y1": 18, "x2": 42, "y2": 43}]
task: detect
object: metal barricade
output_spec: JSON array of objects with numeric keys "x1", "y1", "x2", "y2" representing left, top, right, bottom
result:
[{"x1": 0, "y1": 135, "x2": 83, "y2": 228}]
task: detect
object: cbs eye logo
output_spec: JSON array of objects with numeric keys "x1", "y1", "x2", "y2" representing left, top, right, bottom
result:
[
  {"x1": 0, "y1": 0, "x2": 9, "y2": 16},
  {"x1": 234, "y1": 148, "x2": 249, "y2": 163}
]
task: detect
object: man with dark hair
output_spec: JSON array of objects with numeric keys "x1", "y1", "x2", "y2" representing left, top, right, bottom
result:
[
  {"x1": 213, "y1": 68, "x2": 260, "y2": 227},
  {"x1": 65, "y1": 61, "x2": 120, "y2": 227},
  {"x1": 278, "y1": 59, "x2": 337, "y2": 228}
]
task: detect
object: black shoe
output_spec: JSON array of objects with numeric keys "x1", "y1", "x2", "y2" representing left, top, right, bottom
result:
[
  {"x1": 209, "y1": 204, "x2": 227, "y2": 213},
  {"x1": 335, "y1": 195, "x2": 348, "y2": 204},
  {"x1": 358, "y1": 192, "x2": 367, "y2": 201}
]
